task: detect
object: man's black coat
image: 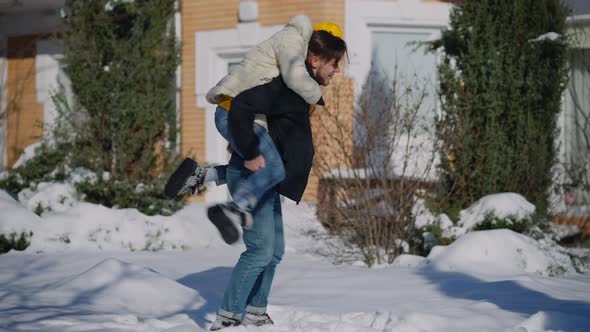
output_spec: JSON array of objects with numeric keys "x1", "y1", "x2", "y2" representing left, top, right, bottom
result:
[{"x1": 228, "y1": 66, "x2": 321, "y2": 203}]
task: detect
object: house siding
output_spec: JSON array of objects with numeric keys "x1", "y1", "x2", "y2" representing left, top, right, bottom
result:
[{"x1": 5, "y1": 35, "x2": 44, "y2": 168}]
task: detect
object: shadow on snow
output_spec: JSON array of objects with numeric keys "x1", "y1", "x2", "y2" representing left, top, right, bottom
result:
[
  {"x1": 418, "y1": 266, "x2": 590, "y2": 332},
  {"x1": 177, "y1": 267, "x2": 233, "y2": 328}
]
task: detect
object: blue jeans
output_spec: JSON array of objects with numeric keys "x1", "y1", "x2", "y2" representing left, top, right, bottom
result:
[
  {"x1": 219, "y1": 166, "x2": 285, "y2": 318},
  {"x1": 215, "y1": 106, "x2": 285, "y2": 210}
]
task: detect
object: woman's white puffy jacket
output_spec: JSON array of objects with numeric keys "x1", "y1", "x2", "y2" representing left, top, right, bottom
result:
[{"x1": 206, "y1": 15, "x2": 322, "y2": 106}]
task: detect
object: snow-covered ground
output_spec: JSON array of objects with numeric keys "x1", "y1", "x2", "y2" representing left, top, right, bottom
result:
[{"x1": 1, "y1": 185, "x2": 589, "y2": 332}]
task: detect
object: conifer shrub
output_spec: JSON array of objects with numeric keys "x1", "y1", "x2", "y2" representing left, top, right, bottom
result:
[
  {"x1": 428, "y1": 0, "x2": 570, "y2": 220},
  {"x1": 56, "y1": 0, "x2": 180, "y2": 177},
  {"x1": 75, "y1": 175, "x2": 183, "y2": 216},
  {"x1": 0, "y1": 142, "x2": 186, "y2": 216},
  {"x1": 46, "y1": 0, "x2": 183, "y2": 214},
  {"x1": 0, "y1": 143, "x2": 70, "y2": 195},
  {"x1": 472, "y1": 212, "x2": 530, "y2": 234},
  {"x1": 411, "y1": 223, "x2": 454, "y2": 257},
  {"x1": 0, "y1": 232, "x2": 32, "y2": 254}
]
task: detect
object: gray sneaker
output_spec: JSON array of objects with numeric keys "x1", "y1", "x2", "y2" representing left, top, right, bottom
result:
[
  {"x1": 209, "y1": 315, "x2": 241, "y2": 331},
  {"x1": 244, "y1": 312, "x2": 274, "y2": 326},
  {"x1": 164, "y1": 158, "x2": 207, "y2": 199}
]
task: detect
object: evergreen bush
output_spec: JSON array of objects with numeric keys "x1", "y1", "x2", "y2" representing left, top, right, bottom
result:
[
  {"x1": 0, "y1": 143, "x2": 70, "y2": 195},
  {"x1": 472, "y1": 212, "x2": 530, "y2": 234},
  {"x1": 410, "y1": 223, "x2": 454, "y2": 257},
  {"x1": 45, "y1": 0, "x2": 183, "y2": 214},
  {"x1": 56, "y1": 0, "x2": 180, "y2": 178},
  {"x1": 75, "y1": 176, "x2": 183, "y2": 216},
  {"x1": 429, "y1": 0, "x2": 570, "y2": 219},
  {"x1": 0, "y1": 232, "x2": 32, "y2": 254}
]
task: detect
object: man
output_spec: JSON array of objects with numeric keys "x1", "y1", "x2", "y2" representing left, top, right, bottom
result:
[
  {"x1": 209, "y1": 24, "x2": 347, "y2": 330},
  {"x1": 165, "y1": 17, "x2": 341, "y2": 245}
]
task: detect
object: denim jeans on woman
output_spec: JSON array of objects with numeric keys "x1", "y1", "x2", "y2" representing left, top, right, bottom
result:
[
  {"x1": 214, "y1": 106, "x2": 285, "y2": 210},
  {"x1": 219, "y1": 165, "x2": 285, "y2": 318}
]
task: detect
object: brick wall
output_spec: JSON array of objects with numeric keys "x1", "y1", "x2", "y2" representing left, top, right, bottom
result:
[{"x1": 307, "y1": 76, "x2": 354, "y2": 201}]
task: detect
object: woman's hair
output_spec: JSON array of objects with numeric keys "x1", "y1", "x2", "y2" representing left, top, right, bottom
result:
[{"x1": 308, "y1": 30, "x2": 348, "y2": 63}]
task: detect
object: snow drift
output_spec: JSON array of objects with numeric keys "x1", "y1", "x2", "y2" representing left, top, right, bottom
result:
[
  {"x1": 39, "y1": 258, "x2": 205, "y2": 317},
  {"x1": 427, "y1": 229, "x2": 577, "y2": 276}
]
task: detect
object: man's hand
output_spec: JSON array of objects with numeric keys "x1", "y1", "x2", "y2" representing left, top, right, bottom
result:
[{"x1": 245, "y1": 155, "x2": 266, "y2": 172}]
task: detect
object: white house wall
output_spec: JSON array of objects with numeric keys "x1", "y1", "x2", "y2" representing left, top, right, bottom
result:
[
  {"x1": 569, "y1": 15, "x2": 590, "y2": 48},
  {"x1": 345, "y1": 0, "x2": 451, "y2": 93},
  {"x1": 344, "y1": 0, "x2": 451, "y2": 140},
  {"x1": 555, "y1": 14, "x2": 590, "y2": 210}
]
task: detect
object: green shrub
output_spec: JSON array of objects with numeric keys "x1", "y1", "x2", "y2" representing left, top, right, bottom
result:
[
  {"x1": 1, "y1": 142, "x2": 187, "y2": 216},
  {"x1": 410, "y1": 223, "x2": 455, "y2": 256},
  {"x1": 473, "y1": 211, "x2": 530, "y2": 234},
  {"x1": 0, "y1": 143, "x2": 70, "y2": 194},
  {"x1": 429, "y1": 0, "x2": 569, "y2": 219},
  {"x1": 568, "y1": 251, "x2": 590, "y2": 274},
  {"x1": 56, "y1": 0, "x2": 181, "y2": 183},
  {"x1": 0, "y1": 232, "x2": 32, "y2": 254},
  {"x1": 0, "y1": 173, "x2": 23, "y2": 198},
  {"x1": 75, "y1": 176, "x2": 184, "y2": 216}
]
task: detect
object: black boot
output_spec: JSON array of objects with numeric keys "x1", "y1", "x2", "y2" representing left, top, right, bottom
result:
[
  {"x1": 207, "y1": 203, "x2": 253, "y2": 244},
  {"x1": 164, "y1": 158, "x2": 207, "y2": 199}
]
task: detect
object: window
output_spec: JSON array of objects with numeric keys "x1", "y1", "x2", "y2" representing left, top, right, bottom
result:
[
  {"x1": 371, "y1": 31, "x2": 436, "y2": 87},
  {"x1": 370, "y1": 30, "x2": 437, "y2": 135}
]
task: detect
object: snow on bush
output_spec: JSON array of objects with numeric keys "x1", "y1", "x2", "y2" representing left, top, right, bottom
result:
[
  {"x1": 0, "y1": 190, "x2": 41, "y2": 235},
  {"x1": 16, "y1": 167, "x2": 98, "y2": 216},
  {"x1": 426, "y1": 229, "x2": 577, "y2": 276},
  {"x1": 18, "y1": 182, "x2": 79, "y2": 215},
  {"x1": 441, "y1": 193, "x2": 536, "y2": 238},
  {"x1": 459, "y1": 193, "x2": 535, "y2": 228},
  {"x1": 2, "y1": 180, "x2": 228, "y2": 253},
  {"x1": 11, "y1": 141, "x2": 43, "y2": 168},
  {"x1": 413, "y1": 198, "x2": 437, "y2": 228},
  {"x1": 412, "y1": 193, "x2": 536, "y2": 237},
  {"x1": 26, "y1": 202, "x2": 227, "y2": 253},
  {"x1": 528, "y1": 31, "x2": 561, "y2": 42},
  {"x1": 0, "y1": 166, "x2": 226, "y2": 253}
]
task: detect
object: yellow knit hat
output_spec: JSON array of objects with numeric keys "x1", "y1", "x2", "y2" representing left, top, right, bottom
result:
[{"x1": 313, "y1": 22, "x2": 343, "y2": 39}]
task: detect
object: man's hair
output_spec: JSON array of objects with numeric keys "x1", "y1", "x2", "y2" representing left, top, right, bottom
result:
[{"x1": 308, "y1": 30, "x2": 348, "y2": 63}]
